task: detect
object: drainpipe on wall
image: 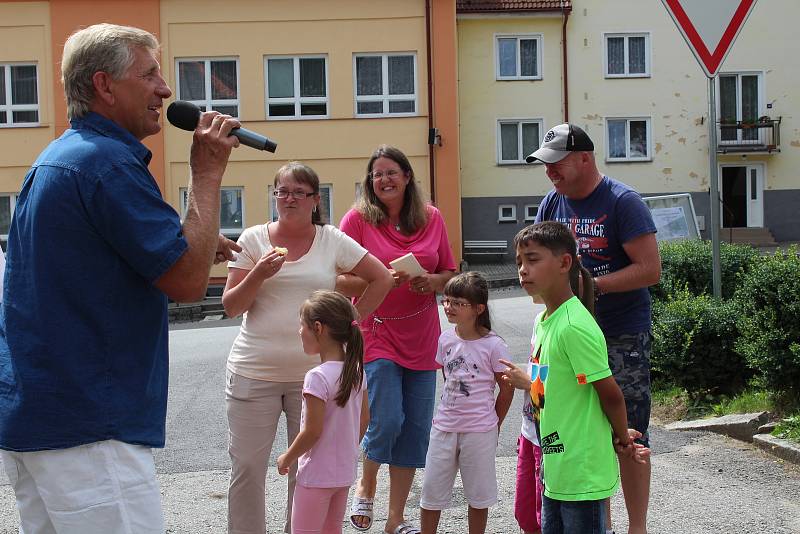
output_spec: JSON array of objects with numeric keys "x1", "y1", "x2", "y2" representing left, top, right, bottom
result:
[
  {"x1": 425, "y1": 0, "x2": 436, "y2": 203},
  {"x1": 561, "y1": 1, "x2": 570, "y2": 122}
]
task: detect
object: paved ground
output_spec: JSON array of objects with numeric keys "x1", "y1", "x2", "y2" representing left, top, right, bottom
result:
[{"x1": 1, "y1": 287, "x2": 799, "y2": 533}]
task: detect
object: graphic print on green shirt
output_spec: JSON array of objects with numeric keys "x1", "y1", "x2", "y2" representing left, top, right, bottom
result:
[{"x1": 533, "y1": 296, "x2": 620, "y2": 501}]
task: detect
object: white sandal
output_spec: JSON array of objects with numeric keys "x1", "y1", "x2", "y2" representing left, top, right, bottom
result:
[
  {"x1": 388, "y1": 521, "x2": 421, "y2": 534},
  {"x1": 349, "y1": 494, "x2": 374, "y2": 531}
]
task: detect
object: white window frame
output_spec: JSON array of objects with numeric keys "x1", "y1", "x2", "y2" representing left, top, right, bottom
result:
[
  {"x1": 353, "y1": 53, "x2": 418, "y2": 117},
  {"x1": 497, "y1": 118, "x2": 544, "y2": 165},
  {"x1": 716, "y1": 71, "x2": 765, "y2": 146},
  {"x1": 495, "y1": 34, "x2": 543, "y2": 81},
  {"x1": 498, "y1": 204, "x2": 517, "y2": 223},
  {"x1": 180, "y1": 186, "x2": 245, "y2": 237},
  {"x1": 269, "y1": 184, "x2": 334, "y2": 224},
  {"x1": 175, "y1": 57, "x2": 240, "y2": 117},
  {"x1": 524, "y1": 204, "x2": 539, "y2": 222},
  {"x1": 0, "y1": 63, "x2": 40, "y2": 127},
  {"x1": 264, "y1": 55, "x2": 329, "y2": 120},
  {"x1": 605, "y1": 117, "x2": 652, "y2": 162},
  {"x1": 0, "y1": 193, "x2": 18, "y2": 249},
  {"x1": 603, "y1": 32, "x2": 651, "y2": 78}
]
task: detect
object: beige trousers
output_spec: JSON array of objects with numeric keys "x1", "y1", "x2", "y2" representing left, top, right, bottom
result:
[{"x1": 226, "y1": 370, "x2": 302, "y2": 534}]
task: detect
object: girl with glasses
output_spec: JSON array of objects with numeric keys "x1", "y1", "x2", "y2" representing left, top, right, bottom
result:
[
  {"x1": 222, "y1": 162, "x2": 392, "y2": 534},
  {"x1": 419, "y1": 272, "x2": 514, "y2": 534},
  {"x1": 337, "y1": 145, "x2": 457, "y2": 534}
]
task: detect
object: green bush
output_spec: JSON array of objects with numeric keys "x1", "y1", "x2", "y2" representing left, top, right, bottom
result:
[
  {"x1": 651, "y1": 239, "x2": 759, "y2": 301},
  {"x1": 651, "y1": 289, "x2": 751, "y2": 397},
  {"x1": 734, "y1": 247, "x2": 800, "y2": 402}
]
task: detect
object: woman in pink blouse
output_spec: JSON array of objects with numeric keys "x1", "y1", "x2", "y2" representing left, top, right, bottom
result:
[{"x1": 338, "y1": 145, "x2": 456, "y2": 534}]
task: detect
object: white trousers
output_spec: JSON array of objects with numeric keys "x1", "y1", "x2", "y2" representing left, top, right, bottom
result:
[{"x1": 0, "y1": 439, "x2": 164, "y2": 534}]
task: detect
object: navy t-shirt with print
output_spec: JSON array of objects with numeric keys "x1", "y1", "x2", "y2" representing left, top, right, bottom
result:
[
  {"x1": 536, "y1": 176, "x2": 656, "y2": 337},
  {"x1": 0, "y1": 113, "x2": 188, "y2": 451}
]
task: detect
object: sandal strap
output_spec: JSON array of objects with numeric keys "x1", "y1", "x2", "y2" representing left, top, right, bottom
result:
[
  {"x1": 351, "y1": 501, "x2": 373, "y2": 513},
  {"x1": 394, "y1": 523, "x2": 421, "y2": 534}
]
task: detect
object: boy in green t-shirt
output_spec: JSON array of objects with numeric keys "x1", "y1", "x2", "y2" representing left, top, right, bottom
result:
[{"x1": 501, "y1": 222, "x2": 650, "y2": 534}]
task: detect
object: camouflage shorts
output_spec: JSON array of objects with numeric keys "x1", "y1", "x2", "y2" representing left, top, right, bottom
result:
[{"x1": 607, "y1": 331, "x2": 652, "y2": 447}]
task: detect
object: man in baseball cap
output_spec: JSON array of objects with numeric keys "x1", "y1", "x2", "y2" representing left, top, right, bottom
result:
[{"x1": 527, "y1": 123, "x2": 660, "y2": 534}]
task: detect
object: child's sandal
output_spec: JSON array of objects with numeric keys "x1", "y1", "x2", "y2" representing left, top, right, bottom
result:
[{"x1": 349, "y1": 495, "x2": 374, "y2": 531}]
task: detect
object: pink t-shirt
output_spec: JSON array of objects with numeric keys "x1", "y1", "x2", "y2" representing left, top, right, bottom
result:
[
  {"x1": 296, "y1": 362, "x2": 366, "y2": 488},
  {"x1": 433, "y1": 329, "x2": 510, "y2": 433},
  {"x1": 339, "y1": 206, "x2": 457, "y2": 370}
]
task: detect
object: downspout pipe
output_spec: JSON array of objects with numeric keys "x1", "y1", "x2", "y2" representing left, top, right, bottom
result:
[
  {"x1": 561, "y1": 2, "x2": 570, "y2": 122},
  {"x1": 425, "y1": 0, "x2": 436, "y2": 203}
]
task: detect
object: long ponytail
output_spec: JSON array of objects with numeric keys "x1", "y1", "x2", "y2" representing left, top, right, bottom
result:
[
  {"x1": 570, "y1": 260, "x2": 596, "y2": 316},
  {"x1": 300, "y1": 290, "x2": 365, "y2": 407}
]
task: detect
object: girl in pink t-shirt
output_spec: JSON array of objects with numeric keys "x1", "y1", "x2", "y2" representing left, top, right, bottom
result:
[
  {"x1": 277, "y1": 291, "x2": 370, "y2": 534},
  {"x1": 419, "y1": 272, "x2": 515, "y2": 534}
]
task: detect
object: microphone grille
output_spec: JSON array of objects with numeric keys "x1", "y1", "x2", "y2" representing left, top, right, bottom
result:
[{"x1": 166, "y1": 100, "x2": 201, "y2": 131}]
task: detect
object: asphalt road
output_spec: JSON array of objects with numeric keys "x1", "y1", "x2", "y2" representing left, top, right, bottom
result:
[{"x1": 1, "y1": 287, "x2": 799, "y2": 533}]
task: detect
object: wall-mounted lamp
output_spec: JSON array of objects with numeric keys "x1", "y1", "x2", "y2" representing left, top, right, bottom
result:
[{"x1": 428, "y1": 128, "x2": 442, "y2": 147}]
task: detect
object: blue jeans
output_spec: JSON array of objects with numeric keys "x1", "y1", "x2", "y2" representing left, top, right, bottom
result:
[
  {"x1": 541, "y1": 494, "x2": 606, "y2": 534},
  {"x1": 361, "y1": 358, "x2": 436, "y2": 468}
]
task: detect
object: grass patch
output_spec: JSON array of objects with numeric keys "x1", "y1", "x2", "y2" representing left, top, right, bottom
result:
[
  {"x1": 651, "y1": 383, "x2": 690, "y2": 423},
  {"x1": 772, "y1": 414, "x2": 800, "y2": 444},
  {"x1": 711, "y1": 389, "x2": 774, "y2": 417},
  {"x1": 651, "y1": 385, "x2": 777, "y2": 423}
]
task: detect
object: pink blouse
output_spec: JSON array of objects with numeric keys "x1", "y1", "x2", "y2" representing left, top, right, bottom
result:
[{"x1": 339, "y1": 206, "x2": 457, "y2": 370}]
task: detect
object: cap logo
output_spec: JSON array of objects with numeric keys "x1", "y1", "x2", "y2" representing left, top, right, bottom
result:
[{"x1": 544, "y1": 130, "x2": 556, "y2": 143}]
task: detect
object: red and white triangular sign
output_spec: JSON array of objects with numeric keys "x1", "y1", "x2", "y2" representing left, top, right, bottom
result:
[{"x1": 661, "y1": 0, "x2": 758, "y2": 78}]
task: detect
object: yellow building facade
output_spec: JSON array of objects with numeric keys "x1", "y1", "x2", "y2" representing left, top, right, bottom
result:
[
  {"x1": 457, "y1": 0, "x2": 799, "y2": 255},
  {"x1": 0, "y1": 0, "x2": 461, "y2": 281}
]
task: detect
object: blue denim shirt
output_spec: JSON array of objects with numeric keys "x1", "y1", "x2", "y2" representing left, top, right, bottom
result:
[{"x1": 0, "y1": 112, "x2": 188, "y2": 451}]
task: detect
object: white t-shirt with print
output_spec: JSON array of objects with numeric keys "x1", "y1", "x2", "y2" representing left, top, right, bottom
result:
[{"x1": 520, "y1": 321, "x2": 540, "y2": 446}]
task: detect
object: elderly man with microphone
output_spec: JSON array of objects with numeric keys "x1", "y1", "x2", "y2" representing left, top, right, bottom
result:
[{"x1": 0, "y1": 23, "x2": 247, "y2": 533}]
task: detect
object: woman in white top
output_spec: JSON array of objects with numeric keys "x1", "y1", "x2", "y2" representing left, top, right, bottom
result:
[{"x1": 222, "y1": 162, "x2": 393, "y2": 534}]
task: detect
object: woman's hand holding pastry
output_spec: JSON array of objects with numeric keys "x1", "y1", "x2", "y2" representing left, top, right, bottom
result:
[{"x1": 253, "y1": 250, "x2": 286, "y2": 280}]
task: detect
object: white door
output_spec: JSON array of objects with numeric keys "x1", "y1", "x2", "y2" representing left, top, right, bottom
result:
[
  {"x1": 720, "y1": 164, "x2": 764, "y2": 228},
  {"x1": 746, "y1": 165, "x2": 764, "y2": 228}
]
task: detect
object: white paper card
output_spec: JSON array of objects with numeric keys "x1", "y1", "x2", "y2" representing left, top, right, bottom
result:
[{"x1": 389, "y1": 252, "x2": 427, "y2": 278}]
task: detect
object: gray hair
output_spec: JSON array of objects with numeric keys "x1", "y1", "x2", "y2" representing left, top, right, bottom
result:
[{"x1": 61, "y1": 23, "x2": 159, "y2": 120}]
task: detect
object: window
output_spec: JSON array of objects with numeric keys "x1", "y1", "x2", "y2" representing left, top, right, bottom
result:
[
  {"x1": 269, "y1": 184, "x2": 333, "y2": 224},
  {"x1": 524, "y1": 204, "x2": 539, "y2": 222},
  {"x1": 176, "y1": 58, "x2": 239, "y2": 116},
  {"x1": 266, "y1": 56, "x2": 328, "y2": 119},
  {"x1": 180, "y1": 187, "x2": 244, "y2": 236},
  {"x1": 497, "y1": 119, "x2": 543, "y2": 164},
  {"x1": 498, "y1": 204, "x2": 516, "y2": 223},
  {"x1": 354, "y1": 53, "x2": 416, "y2": 116},
  {"x1": 0, "y1": 193, "x2": 17, "y2": 251},
  {"x1": 719, "y1": 72, "x2": 762, "y2": 144},
  {"x1": 606, "y1": 118, "x2": 651, "y2": 161},
  {"x1": 604, "y1": 33, "x2": 650, "y2": 78},
  {"x1": 0, "y1": 63, "x2": 39, "y2": 126},
  {"x1": 496, "y1": 35, "x2": 542, "y2": 80}
]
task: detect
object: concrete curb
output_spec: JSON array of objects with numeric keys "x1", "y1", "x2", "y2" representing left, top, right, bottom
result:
[
  {"x1": 753, "y1": 434, "x2": 800, "y2": 465},
  {"x1": 665, "y1": 412, "x2": 770, "y2": 442}
]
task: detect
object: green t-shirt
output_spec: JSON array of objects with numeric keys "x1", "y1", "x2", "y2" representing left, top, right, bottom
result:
[{"x1": 532, "y1": 296, "x2": 619, "y2": 501}]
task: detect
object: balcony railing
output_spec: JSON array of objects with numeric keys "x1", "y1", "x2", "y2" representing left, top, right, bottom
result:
[{"x1": 717, "y1": 116, "x2": 781, "y2": 154}]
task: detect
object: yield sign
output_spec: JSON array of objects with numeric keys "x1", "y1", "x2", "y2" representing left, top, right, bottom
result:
[{"x1": 661, "y1": 0, "x2": 758, "y2": 77}]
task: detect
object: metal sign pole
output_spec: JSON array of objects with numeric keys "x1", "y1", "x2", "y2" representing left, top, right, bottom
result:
[{"x1": 708, "y1": 76, "x2": 722, "y2": 298}]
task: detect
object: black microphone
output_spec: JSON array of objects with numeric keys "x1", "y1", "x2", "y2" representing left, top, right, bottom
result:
[{"x1": 166, "y1": 100, "x2": 278, "y2": 153}]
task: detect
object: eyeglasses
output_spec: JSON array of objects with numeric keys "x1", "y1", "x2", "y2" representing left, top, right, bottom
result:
[
  {"x1": 273, "y1": 189, "x2": 315, "y2": 200},
  {"x1": 369, "y1": 170, "x2": 403, "y2": 181},
  {"x1": 441, "y1": 298, "x2": 473, "y2": 309},
  {"x1": 530, "y1": 363, "x2": 549, "y2": 383}
]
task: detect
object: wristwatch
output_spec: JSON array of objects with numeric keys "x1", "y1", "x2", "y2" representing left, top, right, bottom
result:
[{"x1": 593, "y1": 277, "x2": 603, "y2": 300}]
